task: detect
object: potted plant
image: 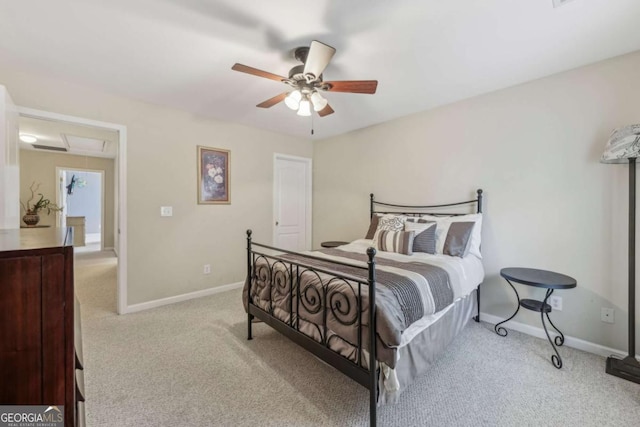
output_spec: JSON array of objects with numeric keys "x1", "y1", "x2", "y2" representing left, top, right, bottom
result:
[{"x1": 20, "y1": 182, "x2": 63, "y2": 227}]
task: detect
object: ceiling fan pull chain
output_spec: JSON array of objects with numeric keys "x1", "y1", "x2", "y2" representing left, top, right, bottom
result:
[{"x1": 311, "y1": 112, "x2": 315, "y2": 135}]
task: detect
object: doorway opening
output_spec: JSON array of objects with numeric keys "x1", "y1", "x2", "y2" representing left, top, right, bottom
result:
[
  {"x1": 57, "y1": 168, "x2": 105, "y2": 253},
  {"x1": 17, "y1": 106, "x2": 128, "y2": 314}
]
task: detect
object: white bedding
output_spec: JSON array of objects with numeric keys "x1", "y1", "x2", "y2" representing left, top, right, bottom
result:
[
  {"x1": 318, "y1": 238, "x2": 485, "y2": 348},
  {"x1": 321, "y1": 238, "x2": 484, "y2": 394}
]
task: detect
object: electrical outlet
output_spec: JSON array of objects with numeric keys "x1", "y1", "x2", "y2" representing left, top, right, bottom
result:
[
  {"x1": 601, "y1": 308, "x2": 615, "y2": 324},
  {"x1": 549, "y1": 296, "x2": 562, "y2": 311},
  {"x1": 160, "y1": 206, "x2": 173, "y2": 217},
  {"x1": 203, "y1": 264, "x2": 211, "y2": 274}
]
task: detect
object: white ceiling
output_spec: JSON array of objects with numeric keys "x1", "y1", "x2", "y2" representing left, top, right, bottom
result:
[
  {"x1": 1, "y1": 0, "x2": 639, "y2": 140},
  {"x1": 19, "y1": 117, "x2": 118, "y2": 158}
]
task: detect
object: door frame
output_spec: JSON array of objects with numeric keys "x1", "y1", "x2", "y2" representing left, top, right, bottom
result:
[
  {"x1": 17, "y1": 106, "x2": 128, "y2": 314},
  {"x1": 273, "y1": 153, "x2": 312, "y2": 250},
  {"x1": 55, "y1": 167, "x2": 106, "y2": 251}
]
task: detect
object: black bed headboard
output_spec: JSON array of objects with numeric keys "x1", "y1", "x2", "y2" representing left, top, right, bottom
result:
[{"x1": 370, "y1": 189, "x2": 483, "y2": 219}]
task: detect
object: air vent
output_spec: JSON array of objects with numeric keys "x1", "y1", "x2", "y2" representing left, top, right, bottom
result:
[
  {"x1": 33, "y1": 144, "x2": 68, "y2": 152},
  {"x1": 61, "y1": 134, "x2": 107, "y2": 153},
  {"x1": 552, "y1": 0, "x2": 577, "y2": 8}
]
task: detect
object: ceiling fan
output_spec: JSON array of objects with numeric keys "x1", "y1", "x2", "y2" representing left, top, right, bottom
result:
[{"x1": 231, "y1": 40, "x2": 378, "y2": 118}]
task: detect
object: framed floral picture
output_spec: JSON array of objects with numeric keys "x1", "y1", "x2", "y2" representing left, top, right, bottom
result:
[{"x1": 197, "y1": 146, "x2": 230, "y2": 204}]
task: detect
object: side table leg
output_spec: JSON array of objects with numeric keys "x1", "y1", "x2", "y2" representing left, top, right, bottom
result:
[
  {"x1": 541, "y1": 310, "x2": 563, "y2": 369},
  {"x1": 542, "y1": 289, "x2": 564, "y2": 345},
  {"x1": 494, "y1": 278, "x2": 520, "y2": 337},
  {"x1": 541, "y1": 289, "x2": 562, "y2": 369},
  {"x1": 545, "y1": 312, "x2": 565, "y2": 346}
]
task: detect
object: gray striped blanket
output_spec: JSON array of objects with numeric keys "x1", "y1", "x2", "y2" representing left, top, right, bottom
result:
[
  {"x1": 318, "y1": 248, "x2": 453, "y2": 326},
  {"x1": 275, "y1": 248, "x2": 454, "y2": 367}
]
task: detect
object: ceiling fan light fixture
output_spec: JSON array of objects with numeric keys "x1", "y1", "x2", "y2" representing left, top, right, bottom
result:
[
  {"x1": 231, "y1": 40, "x2": 376, "y2": 121},
  {"x1": 297, "y1": 97, "x2": 312, "y2": 117},
  {"x1": 284, "y1": 90, "x2": 302, "y2": 110},
  {"x1": 310, "y1": 91, "x2": 328, "y2": 112}
]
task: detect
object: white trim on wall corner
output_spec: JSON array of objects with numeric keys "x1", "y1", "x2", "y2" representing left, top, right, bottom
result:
[
  {"x1": 124, "y1": 281, "x2": 244, "y2": 314},
  {"x1": 479, "y1": 312, "x2": 639, "y2": 360}
]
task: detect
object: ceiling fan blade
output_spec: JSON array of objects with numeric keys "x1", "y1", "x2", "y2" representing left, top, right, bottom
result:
[
  {"x1": 256, "y1": 92, "x2": 288, "y2": 108},
  {"x1": 323, "y1": 80, "x2": 378, "y2": 94},
  {"x1": 317, "y1": 104, "x2": 334, "y2": 117},
  {"x1": 303, "y1": 41, "x2": 336, "y2": 80},
  {"x1": 232, "y1": 63, "x2": 287, "y2": 83}
]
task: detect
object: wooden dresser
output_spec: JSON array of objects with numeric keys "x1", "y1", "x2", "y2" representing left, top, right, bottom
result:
[{"x1": 0, "y1": 227, "x2": 85, "y2": 426}]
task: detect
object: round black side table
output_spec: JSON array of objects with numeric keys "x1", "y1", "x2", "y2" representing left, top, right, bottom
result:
[
  {"x1": 495, "y1": 267, "x2": 577, "y2": 369},
  {"x1": 320, "y1": 241, "x2": 349, "y2": 248}
]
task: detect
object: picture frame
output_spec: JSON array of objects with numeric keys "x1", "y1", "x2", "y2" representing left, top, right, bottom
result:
[{"x1": 197, "y1": 146, "x2": 230, "y2": 204}]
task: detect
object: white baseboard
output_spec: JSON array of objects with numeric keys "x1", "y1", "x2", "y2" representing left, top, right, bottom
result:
[
  {"x1": 122, "y1": 295, "x2": 636, "y2": 358},
  {"x1": 480, "y1": 312, "x2": 639, "y2": 360},
  {"x1": 124, "y1": 281, "x2": 243, "y2": 314}
]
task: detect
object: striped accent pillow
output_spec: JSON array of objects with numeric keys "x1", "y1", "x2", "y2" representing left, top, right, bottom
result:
[
  {"x1": 404, "y1": 221, "x2": 436, "y2": 254},
  {"x1": 374, "y1": 230, "x2": 416, "y2": 255}
]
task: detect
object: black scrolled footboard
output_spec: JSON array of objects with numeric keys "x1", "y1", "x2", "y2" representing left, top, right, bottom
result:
[{"x1": 245, "y1": 230, "x2": 379, "y2": 427}]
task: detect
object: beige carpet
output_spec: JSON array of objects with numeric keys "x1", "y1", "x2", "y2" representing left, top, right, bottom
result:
[{"x1": 75, "y1": 251, "x2": 640, "y2": 426}]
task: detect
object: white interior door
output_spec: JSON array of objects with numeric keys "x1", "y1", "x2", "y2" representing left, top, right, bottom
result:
[
  {"x1": 56, "y1": 167, "x2": 105, "y2": 250},
  {"x1": 273, "y1": 154, "x2": 312, "y2": 251}
]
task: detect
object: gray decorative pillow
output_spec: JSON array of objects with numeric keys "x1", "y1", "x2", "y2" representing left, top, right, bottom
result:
[
  {"x1": 374, "y1": 230, "x2": 415, "y2": 255},
  {"x1": 443, "y1": 222, "x2": 475, "y2": 257},
  {"x1": 404, "y1": 221, "x2": 436, "y2": 254},
  {"x1": 421, "y1": 214, "x2": 483, "y2": 259},
  {"x1": 365, "y1": 215, "x2": 380, "y2": 239}
]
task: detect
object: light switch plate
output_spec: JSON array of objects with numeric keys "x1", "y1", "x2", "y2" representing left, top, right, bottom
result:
[{"x1": 160, "y1": 206, "x2": 173, "y2": 217}]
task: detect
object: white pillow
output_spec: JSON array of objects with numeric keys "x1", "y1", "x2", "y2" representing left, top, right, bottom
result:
[{"x1": 421, "y1": 213, "x2": 482, "y2": 259}]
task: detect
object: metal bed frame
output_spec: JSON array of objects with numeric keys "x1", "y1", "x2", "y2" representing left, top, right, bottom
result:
[{"x1": 245, "y1": 189, "x2": 483, "y2": 427}]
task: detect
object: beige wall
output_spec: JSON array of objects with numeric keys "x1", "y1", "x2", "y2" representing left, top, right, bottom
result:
[
  {"x1": 0, "y1": 67, "x2": 311, "y2": 306},
  {"x1": 19, "y1": 150, "x2": 115, "y2": 248},
  {"x1": 313, "y1": 50, "x2": 640, "y2": 352},
  {"x1": 5, "y1": 47, "x2": 639, "y2": 351}
]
